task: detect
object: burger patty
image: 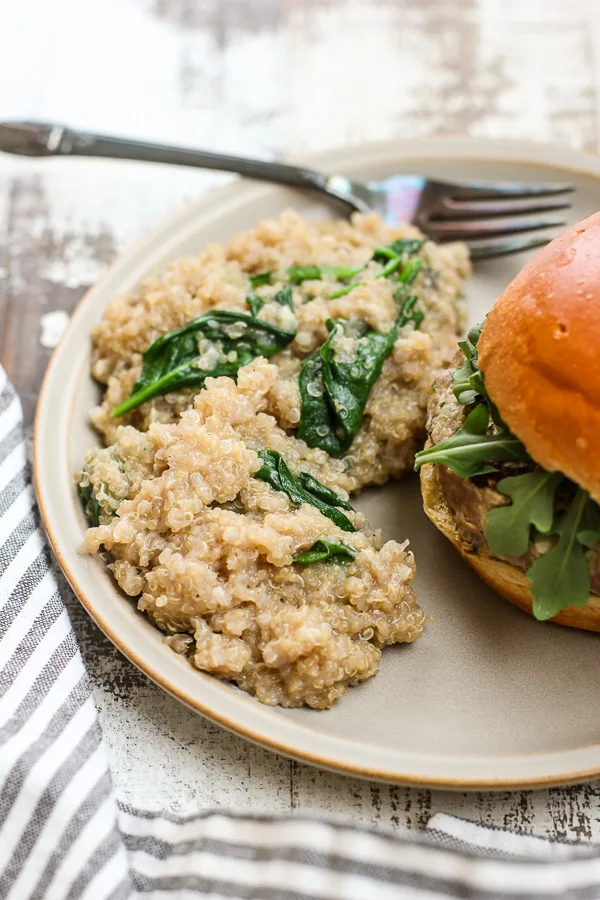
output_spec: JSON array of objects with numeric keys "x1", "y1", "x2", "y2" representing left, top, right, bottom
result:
[
  {"x1": 425, "y1": 370, "x2": 600, "y2": 593},
  {"x1": 426, "y1": 369, "x2": 510, "y2": 552}
]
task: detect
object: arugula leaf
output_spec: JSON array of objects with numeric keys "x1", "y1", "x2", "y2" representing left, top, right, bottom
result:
[
  {"x1": 112, "y1": 310, "x2": 295, "y2": 417},
  {"x1": 79, "y1": 483, "x2": 101, "y2": 527},
  {"x1": 577, "y1": 499, "x2": 600, "y2": 549},
  {"x1": 485, "y1": 471, "x2": 563, "y2": 557},
  {"x1": 295, "y1": 539, "x2": 357, "y2": 565},
  {"x1": 527, "y1": 490, "x2": 594, "y2": 620},
  {"x1": 255, "y1": 450, "x2": 355, "y2": 532},
  {"x1": 452, "y1": 322, "x2": 484, "y2": 406},
  {"x1": 298, "y1": 315, "x2": 400, "y2": 456},
  {"x1": 414, "y1": 404, "x2": 530, "y2": 479},
  {"x1": 249, "y1": 272, "x2": 273, "y2": 288},
  {"x1": 246, "y1": 285, "x2": 294, "y2": 318}
]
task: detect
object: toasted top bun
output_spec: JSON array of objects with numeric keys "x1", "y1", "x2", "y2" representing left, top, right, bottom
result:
[{"x1": 478, "y1": 212, "x2": 600, "y2": 501}]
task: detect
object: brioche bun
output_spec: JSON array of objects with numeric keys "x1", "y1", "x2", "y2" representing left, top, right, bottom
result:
[
  {"x1": 478, "y1": 212, "x2": 600, "y2": 501},
  {"x1": 420, "y1": 462, "x2": 600, "y2": 632}
]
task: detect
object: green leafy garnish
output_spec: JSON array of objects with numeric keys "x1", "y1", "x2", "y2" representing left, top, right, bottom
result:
[
  {"x1": 372, "y1": 238, "x2": 425, "y2": 264},
  {"x1": 287, "y1": 265, "x2": 322, "y2": 283},
  {"x1": 112, "y1": 310, "x2": 295, "y2": 417},
  {"x1": 295, "y1": 539, "x2": 357, "y2": 565},
  {"x1": 249, "y1": 272, "x2": 273, "y2": 288},
  {"x1": 298, "y1": 313, "x2": 404, "y2": 456},
  {"x1": 330, "y1": 283, "x2": 357, "y2": 299},
  {"x1": 396, "y1": 294, "x2": 424, "y2": 330},
  {"x1": 486, "y1": 471, "x2": 563, "y2": 557},
  {"x1": 246, "y1": 295, "x2": 263, "y2": 318},
  {"x1": 451, "y1": 322, "x2": 484, "y2": 406},
  {"x1": 79, "y1": 483, "x2": 101, "y2": 527},
  {"x1": 255, "y1": 450, "x2": 355, "y2": 532},
  {"x1": 421, "y1": 319, "x2": 600, "y2": 621},
  {"x1": 296, "y1": 471, "x2": 353, "y2": 510},
  {"x1": 396, "y1": 257, "x2": 424, "y2": 288},
  {"x1": 330, "y1": 239, "x2": 426, "y2": 300},
  {"x1": 527, "y1": 490, "x2": 600, "y2": 620},
  {"x1": 246, "y1": 285, "x2": 294, "y2": 319},
  {"x1": 414, "y1": 405, "x2": 530, "y2": 479},
  {"x1": 287, "y1": 264, "x2": 363, "y2": 286}
]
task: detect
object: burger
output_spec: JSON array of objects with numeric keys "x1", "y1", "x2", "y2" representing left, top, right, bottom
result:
[{"x1": 414, "y1": 212, "x2": 600, "y2": 631}]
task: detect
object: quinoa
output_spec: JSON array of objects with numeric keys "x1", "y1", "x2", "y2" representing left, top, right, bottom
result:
[
  {"x1": 78, "y1": 211, "x2": 469, "y2": 707},
  {"x1": 80, "y1": 360, "x2": 423, "y2": 708},
  {"x1": 90, "y1": 211, "x2": 469, "y2": 492}
]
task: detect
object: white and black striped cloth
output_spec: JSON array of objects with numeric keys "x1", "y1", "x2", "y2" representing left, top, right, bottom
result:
[{"x1": 2, "y1": 364, "x2": 600, "y2": 900}]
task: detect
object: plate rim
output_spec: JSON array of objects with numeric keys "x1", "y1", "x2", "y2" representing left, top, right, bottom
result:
[{"x1": 34, "y1": 136, "x2": 600, "y2": 789}]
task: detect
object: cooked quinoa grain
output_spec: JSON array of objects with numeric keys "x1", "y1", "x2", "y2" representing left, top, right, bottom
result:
[
  {"x1": 90, "y1": 211, "x2": 469, "y2": 490},
  {"x1": 80, "y1": 360, "x2": 423, "y2": 708},
  {"x1": 79, "y1": 212, "x2": 469, "y2": 707}
]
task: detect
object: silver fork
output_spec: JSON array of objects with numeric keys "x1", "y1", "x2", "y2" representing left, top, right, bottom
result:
[{"x1": 0, "y1": 121, "x2": 573, "y2": 259}]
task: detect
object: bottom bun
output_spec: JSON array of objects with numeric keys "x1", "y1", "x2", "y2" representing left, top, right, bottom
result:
[{"x1": 420, "y1": 462, "x2": 600, "y2": 633}]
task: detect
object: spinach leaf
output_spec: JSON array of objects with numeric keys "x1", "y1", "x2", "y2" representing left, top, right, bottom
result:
[
  {"x1": 397, "y1": 256, "x2": 424, "y2": 287},
  {"x1": 287, "y1": 265, "x2": 322, "y2": 283},
  {"x1": 298, "y1": 315, "x2": 400, "y2": 456},
  {"x1": 255, "y1": 450, "x2": 355, "y2": 532},
  {"x1": 414, "y1": 404, "x2": 531, "y2": 479},
  {"x1": 112, "y1": 310, "x2": 295, "y2": 417},
  {"x1": 249, "y1": 272, "x2": 273, "y2": 288},
  {"x1": 288, "y1": 264, "x2": 363, "y2": 285},
  {"x1": 396, "y1": 294, "x2": 424, "y2": 329},
  {"x1": 246, "y1": 285, "x2": 294, "y2": 318},
  {"x1": 295, "y1": 539, "x2": 357, "y2": 565},
  {"x1": 372, "y1": 238, "x2": 425, "y2": 264},
  {"x1": 485, "y1": 470, "x2": 563, "y2": 557},
  {"x1": 297, "y1": 472, "x2": 353, "y2": 510},
  {"x1": 246, "y1": 295, "x2": 263, "y2": 318},
  {"x1": 527, "y1": 490, "x2": 597, "y2": 620},
  {"x1": 79, "y1": 483, "x2": 101, "y2": 527},
  {"x1": 332, "y1": 240, "x2": 425, "y2": 299},
  {"x1": 330, "y1": 283, "x2": 356, "y2": 299}
]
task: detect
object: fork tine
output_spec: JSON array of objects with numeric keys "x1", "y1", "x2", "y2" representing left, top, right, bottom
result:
[
  {"x1": 440, "y1": 195, "x2": 571, "y2": 217},
  {"x1": 448, "y1": 180, "x2": 574, "y2": 199},
  {"x1": 466, "y1": 232, "x2": 561, "y2": 260},
  {"x1": 431, "y1": 215, "x2": 566, "y2": 240}
]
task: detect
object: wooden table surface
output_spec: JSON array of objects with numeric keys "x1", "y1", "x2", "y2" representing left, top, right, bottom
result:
[{"x1": 4, "y1": 0, "x2": 600, "y2": 839}]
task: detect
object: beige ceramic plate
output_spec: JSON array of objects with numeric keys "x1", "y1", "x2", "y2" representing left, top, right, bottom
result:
[{"x1": 35, "y1": 138, "x2": 600, "y2": 789}]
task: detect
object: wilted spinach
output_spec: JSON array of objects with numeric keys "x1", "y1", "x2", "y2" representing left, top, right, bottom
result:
[
  {"x1": 79, "y1": 483, "x2": 101, "y2": 527},
  {"x1": 298, "y1": 292, "x2": 424, "y2": 456},
  {"x1": 255, "y1": 450, "x2": 355, "y2": 532},
  {"x1": 287, "y1": 265, "x2": 363, "y2": 284},
  {"x1": 248, "y1": 272, "x2": 273, "y2": 288},
  {"x1": 246, "y1": 285, "x2": 294, "y2": 318},
  {"x1": 295, "y1": 539, "x2": 357, "y2": 565},
  {"x1": 112, "y1": 310, "x2": 295, "y2": 417}
]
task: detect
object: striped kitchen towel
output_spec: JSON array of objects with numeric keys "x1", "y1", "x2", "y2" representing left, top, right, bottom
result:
[{"x1": 2, "y1": 362, "x2": 600, "y2": 900}]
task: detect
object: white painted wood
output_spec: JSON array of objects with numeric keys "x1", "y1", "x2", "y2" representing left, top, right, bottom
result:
[{"x1": 3, "y1": 0, "x2": 600, "y2": 838}]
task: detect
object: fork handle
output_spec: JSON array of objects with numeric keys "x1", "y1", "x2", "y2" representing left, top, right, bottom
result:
[{"x1": 0, "y1": 121, "x2": 329, "y2": 193}]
